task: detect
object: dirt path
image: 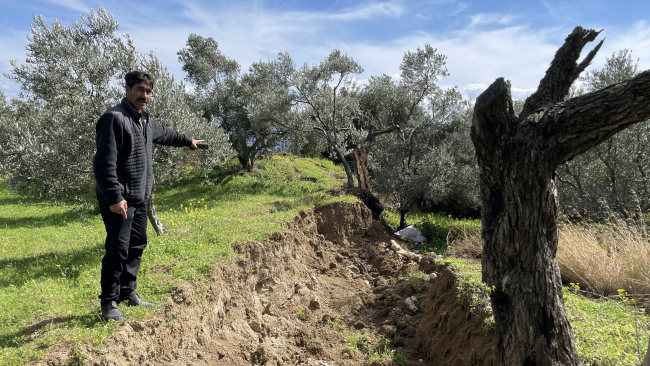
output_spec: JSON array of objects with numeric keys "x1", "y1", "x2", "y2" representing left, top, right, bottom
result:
[{"x1": 84, "y1": 201, "x2": 495, "y2": 366}]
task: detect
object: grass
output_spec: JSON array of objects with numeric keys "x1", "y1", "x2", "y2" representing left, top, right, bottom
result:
[
  {"x1": 329, "y1": 315, "x2": 408, "y2": 365},
  {"x1": 447, "y1": 257, "x2": 650, "y2": 365},
  {"x1": 557, "y1": 211, "x2": 650, "y2": 296},
  {"x1": 0, "y1": 155, "x2": 353, "y2": 365},
  {"x1": 398, "y1": 271, "x2": 430, "y2": 293},
  {"x1": 383, "y1": 210, "x2": 480, "y2": 254}
]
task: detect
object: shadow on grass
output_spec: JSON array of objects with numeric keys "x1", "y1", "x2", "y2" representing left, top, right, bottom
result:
[
  {"x1": 0, "y1": 242, "x2": 103, "y2": 288},
  {"x1": 0, "y1": 211, "x2": 93, "y2": 229},
  {"x1": 0, "y1": 313, "x2": 105, "y2": 349}
]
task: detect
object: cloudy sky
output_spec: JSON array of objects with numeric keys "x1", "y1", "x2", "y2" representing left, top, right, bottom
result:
[{"x1": 1, "y1": 0, "x2": 649, "y2": 100}]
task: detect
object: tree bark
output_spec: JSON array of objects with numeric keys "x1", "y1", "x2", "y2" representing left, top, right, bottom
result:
[
  {"x1": 471, "y1": 26, "x2": 650, "y2": 366},
  {"x1": 147, "y1": 178, "x2": 164, "y2": 236},
  {"x1": 354, "y1": 148, "x2": 371, "y2": 194}
]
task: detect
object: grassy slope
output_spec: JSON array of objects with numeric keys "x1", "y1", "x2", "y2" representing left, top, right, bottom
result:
[
  {"x1": 0, "y1": 157, "x2": 648, "y2": 365},
  {"x1": 0, "y1": 155, "x2": 354, "y2": 365}
]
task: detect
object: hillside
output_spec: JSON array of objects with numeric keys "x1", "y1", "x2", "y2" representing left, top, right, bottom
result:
[{"x1": 0, "y1": 155, "x2": 648, "y2": 365}]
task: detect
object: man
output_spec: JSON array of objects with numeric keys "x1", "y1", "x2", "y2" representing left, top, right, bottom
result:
[{"x1": 94, "y1": 71, "x2": 202, "y2": 321}]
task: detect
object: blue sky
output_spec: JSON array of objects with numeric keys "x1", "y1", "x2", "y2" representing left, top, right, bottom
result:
[{"x1": 1, "y1": 0, "x2": 649, "y2": 100}]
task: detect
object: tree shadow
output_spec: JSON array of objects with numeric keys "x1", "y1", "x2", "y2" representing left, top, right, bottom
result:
[
  {"x1": 0, "y1": 211, "x2": 93, "y2": 229},
  {"x1": 0, "y1": 242, "x2": 103, "y2": 288},
  {"x1": 0, "y1": 313, "x2": 105, "y2": 349}
]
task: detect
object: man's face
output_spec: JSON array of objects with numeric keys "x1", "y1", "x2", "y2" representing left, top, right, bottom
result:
[{"x1": 125, "y1": 82, "x2": 153, "y2": 113}]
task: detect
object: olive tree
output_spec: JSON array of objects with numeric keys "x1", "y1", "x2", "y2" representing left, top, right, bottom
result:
[
  {"x1": 0, "y1": 8, "x2": 231, "y2": 201},
  {"x1": 275, "y1": 50, "x2": 364, "y2": 188},
  {"x1": 371, "y1": 86, "x2": 477, "y2": 229},
  {"x1": 178, "y1": 34, "x2": 290, "y2": 172},
  {"x1": 471, "y1": 27, "x2": 650, "y2": 365}
]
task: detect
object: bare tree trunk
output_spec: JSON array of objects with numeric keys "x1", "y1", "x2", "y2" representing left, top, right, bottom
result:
[
  {"x1": 471, "y1": 26, "x2": 650, "y2": 365},
  {"x1": 354, "y1": 148, "x2": 371, "y2": 194},
  {"x1": 147, "y1": 178, "x2": 164, "y2": 236},
  {"x1": 331, "y1": 142, "x2": 355, "y2": 189}
]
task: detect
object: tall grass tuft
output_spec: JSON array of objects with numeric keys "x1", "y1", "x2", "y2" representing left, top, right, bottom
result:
[{"x1": 557, "y1": 200, "x2": 650, "y2": 296}]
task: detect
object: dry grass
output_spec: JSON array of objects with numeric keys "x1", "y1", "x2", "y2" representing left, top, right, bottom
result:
[{"x1": 557, "y1": 208, "x2": 650, "y2": 296}]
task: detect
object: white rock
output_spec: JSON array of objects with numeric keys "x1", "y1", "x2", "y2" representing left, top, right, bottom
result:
[
  {"x1": 405, "y1": 296, "x2": 418, "y2": 313},
  {"x1": 390, "y1": 240, "x2": 401, "y2": 252}
]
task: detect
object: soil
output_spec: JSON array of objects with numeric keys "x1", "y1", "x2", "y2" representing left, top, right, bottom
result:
[{"x1": 47, "y1": 201, "x2": 496, "y2": 365}]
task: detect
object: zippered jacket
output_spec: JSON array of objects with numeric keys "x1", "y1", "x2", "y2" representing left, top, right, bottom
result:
[{"x1": 94, "y1": 98, "x2": 192, "y2": 206}]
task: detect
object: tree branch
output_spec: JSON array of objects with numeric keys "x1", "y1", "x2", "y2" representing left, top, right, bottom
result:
[
  {"x1": 543, "y1": 69, "x2": 650, "y2": 164},
  {"x1": 522, "y1": 26, "x2": 604, "y2": 116}
]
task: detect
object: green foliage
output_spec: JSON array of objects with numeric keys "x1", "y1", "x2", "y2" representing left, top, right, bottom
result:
[
  {"x1": 0, "y1": 155, "x2": 351, "y2": 364},
  {"x1": 178, "y1": 34, "x2": 290, "y2": 172},
  {"x1": 297, "y1": 307, "x2": 308, "y2": 321},
  {"x1": 281, "y1": 49, "x2": 364, "y2": 188},
  {"x1": 565, "y1": 286, "x2": 649, "y2": 366},
  {"x1": 383, "y1": 210, "x2": 481, "y2": 254},
  {"x1": 370, "y1": 82, "x2": 479, "y2": 227},
  {"x1": 328, "y1": 315, "x2": 408, "y2": 365},
  {"x1": 443, "y1": 257, "x2": 493, "y2": 314},
  {"x1": 399, "y1": 271, "x2": 430, "y2": 292},
  {"x1": 0, "y1": 8, "x2": 231, "y2": 202}
]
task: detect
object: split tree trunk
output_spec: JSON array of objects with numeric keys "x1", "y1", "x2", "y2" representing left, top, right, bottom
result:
[{"x1": 471, "y1": 26, "x2": 650, "y2": 365}]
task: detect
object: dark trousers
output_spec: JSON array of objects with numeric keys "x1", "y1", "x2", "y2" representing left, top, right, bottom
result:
[{"x1": 98, "y1": 202, "x2": 148, "y2": 303}]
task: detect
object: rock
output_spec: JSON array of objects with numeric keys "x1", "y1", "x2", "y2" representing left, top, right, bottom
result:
[
  {"x1": 249, "y1": 319, "x2": 263, "y2": 333},
  {"x1": 329, "y1": 262, "x2": 337, "y2": 269},
  {"x1": 405, "y1": 296, "x2": 418, "y2": 313},
  {"x1": 354, "y1": 321, "x2": 366, "y2": 329},
  {"x1": 428, "y1": 272, "x2": 438, "y2": 282},
  {"x1": 347, "y1": 265, "x2": 360, "y2": 274},
  {"x1": 390, "y1": 240, "x2": 401, "y2": 252},
  {"x1": 321, "y1": 314, "x2": 331, "y2": 323},
  {"x1": 310, "y1": 297, "x2": 321, "y2": 309}
]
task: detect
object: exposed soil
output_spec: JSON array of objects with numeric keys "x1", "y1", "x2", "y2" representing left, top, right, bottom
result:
[{"x1": 50, "y1": 201, "x2": 496, "y2": 365}]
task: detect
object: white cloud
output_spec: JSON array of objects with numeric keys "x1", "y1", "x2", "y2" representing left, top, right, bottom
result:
[
  {"x1": 469, "y1": 12, "x2": 519, "y2": 27},
  {"x1": 39, "y1": 0, "x2": 89, "y2": 13}
]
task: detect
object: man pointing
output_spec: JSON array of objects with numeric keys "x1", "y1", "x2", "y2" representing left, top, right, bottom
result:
[{"x1": 93, "y1": 71, "x2": 202, "y2": 321}]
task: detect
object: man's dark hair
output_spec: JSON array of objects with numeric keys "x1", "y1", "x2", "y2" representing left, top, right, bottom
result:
[{"x1": 125, "y1": 71, "x2": 155, "y2": 89}]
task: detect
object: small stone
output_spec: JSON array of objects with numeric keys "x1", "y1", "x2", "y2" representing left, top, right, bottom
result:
[
  {"x1": 405, "y1": 296, "x2": 418, "y2": 313},
  {"x1": 354, "y1": 321, "x2": 366, "y2": 329},
  {"x1": 321, "y1": 314, "x2": 331, "y2": 323},
  {"x1": 329, "y1": 262, "x2": 337, "y2": 269},
  {"x1": 348, "y1": 265, "x2": 360, "y2": 274},
  {"x1": 249, "y1": 319, "x2": 263, "y2": 333},
  {"x1": 428, "y1": 273, "x2": 437, "y2": 282},
  {"x1": 390, "y1": 240, "x2": 401, "y2": 252},
  {"x1": 310, "y1": 298, "x2": 321, "y2": 309}
]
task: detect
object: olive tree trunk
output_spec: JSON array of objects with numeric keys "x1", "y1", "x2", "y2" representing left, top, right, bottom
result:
[{"x1": 471, "y1": 26, "x2": 650, "y2": 365}]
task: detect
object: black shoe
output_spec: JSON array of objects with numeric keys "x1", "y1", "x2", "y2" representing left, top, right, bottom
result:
[
  {"x1": 118, "y1": 292, "x2": 155, "y2": 307},
  {"x1": 101, "y1": 301, "x2": 123, "y2": 321}
]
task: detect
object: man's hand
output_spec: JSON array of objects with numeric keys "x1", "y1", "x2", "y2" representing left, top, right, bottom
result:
[
  {"x1": 189, "y1": 139, "x2": 204, "y2": 151},
  {"x1": 110, "y1": 200, "x2": 128, "y2": 219}
]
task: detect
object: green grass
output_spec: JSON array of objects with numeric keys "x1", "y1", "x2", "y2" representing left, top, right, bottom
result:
[
  {"x1": 446, "y1": 258, "x2": 650, "y2": 365},
  {"x1": 383, "y1": 210, "x2": 481, "y2": 254},
  {"x1": 0, "y1": 155, "x2": 353, "y2": 365},
  {"x1": 329, "y1": 315, "x2": 408, "y2": 365}
]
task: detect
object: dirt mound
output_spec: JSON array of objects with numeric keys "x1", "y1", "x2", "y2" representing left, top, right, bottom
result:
[
  {"x1": 415, "y1": 266, "x2": 496, "y2": 366},
  {"x1": 81, "y1": 201, "x2": 494, "y2": 366}
]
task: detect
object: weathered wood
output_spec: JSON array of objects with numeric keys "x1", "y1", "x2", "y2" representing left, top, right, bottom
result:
[
  {"x1": 354, "y1": 148, "x2": 371, "y2": 194},
  {"x1": 471, "y1": 26, "x2": 650, "y2": 365}
]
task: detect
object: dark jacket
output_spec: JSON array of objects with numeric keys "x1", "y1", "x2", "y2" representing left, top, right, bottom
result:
[{"x1": 94, "y1": 98, "x2": 192, "y2": 206}]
